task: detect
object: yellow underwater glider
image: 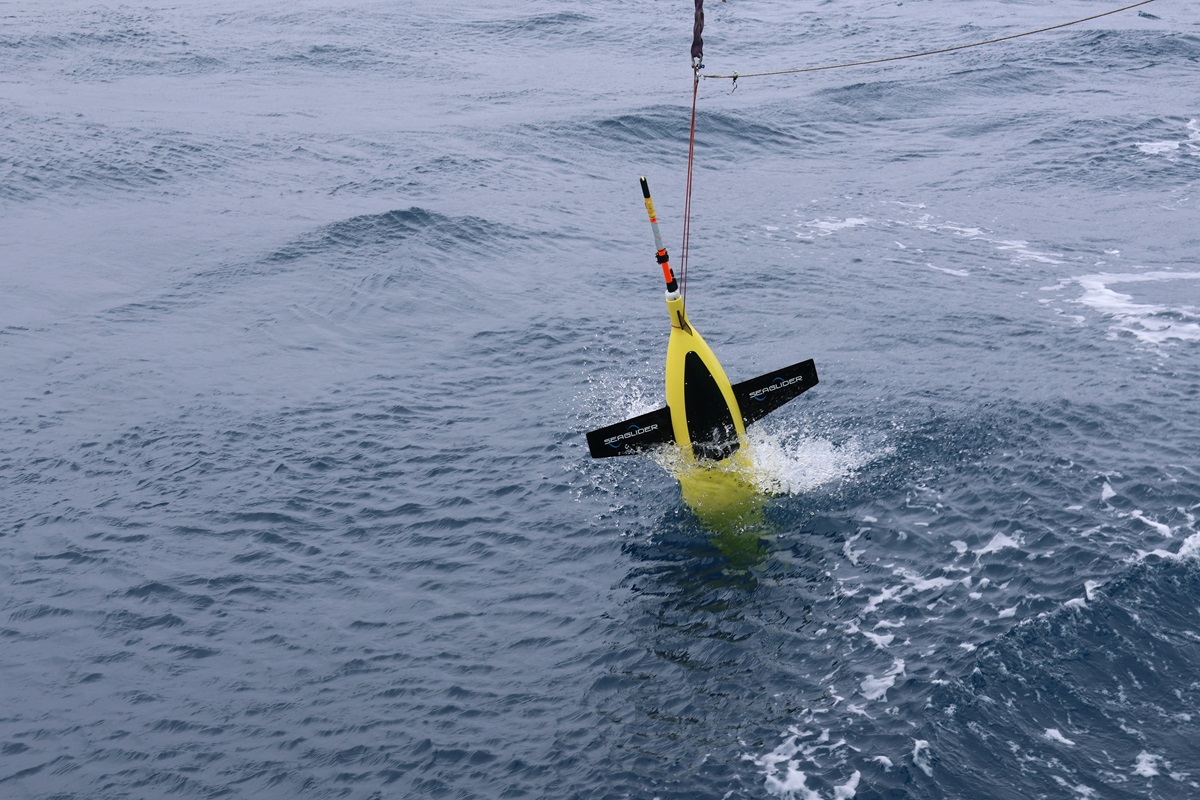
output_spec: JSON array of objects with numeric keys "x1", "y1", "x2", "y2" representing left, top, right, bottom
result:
[{"x1": 586, "y1": 178, "x2": 818, "y2": 523}]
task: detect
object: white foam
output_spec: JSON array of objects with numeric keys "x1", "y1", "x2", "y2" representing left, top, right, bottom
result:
[
  {"x1": 1134, "y1": 752, "x2": 1162, "y2": 777},
  {"x1": 801, "y1": 217, "x2": 872, "y2": 237},
  {"x1": 863, "y1": 584, "x2": 903, "y2": 615},
  {"x1": 746, "y1": 427, "x2": 877, "y2": 496},
  {"x1": 843, "y1": 534, "x2": 865, "y2": 566},
  {"x1": 847, "y1": 620, "x2": 896, "y2": 649},
  {"x1": 1068, "y1": 271, "x2": 1200, "y2": 345},
  {"x1": 1134, "y1": 118, "x2": 1200, "y2": 158},
  {"x1": 766, "y1": 768, "x2": 822, "y2": 800},
  {"x1": 1131, "y1": 510, "x2": 1172, "y2": 537},
  {"x1": 911, "y1": 740, "x2": 934, "y2": 777},
  {"x1": 1135, "y1": 532, "x2": 1200, "y2": 563},
  {"x1": 1102, "y1": 482, "x2": 1116, "y2": 502},
  {"x1": 927, "y1": 263, "x2": 970, "y2": 277},
  {"x1": 864, "y1": 630, "x2": 894, "y2": 648},
  {"x1": 976, "y1": 532, "x2": 1022, "y2": 554},
  {"x1": 1136, "y1": 141, "x2": 1179, "y2": 155},
  {"x1": 1042, "y1": 728, "x2": 1076, "y2": 746},
  {"x1": 893, "y1": 567, "x2": 957, "y2": 594},
  {"x1": 751, "y1": 729, "x2": 860, "y2": 800},
  {"x1": 639, "y1": 423, "x2": 878, "y2": 505},
  {"x1": 752, "y1": 730, "x2": 808, "y2": 798},
  {"x1": 992, "y1": 239, "x2": 1064, "y2": 265},
  {"x1": 906, "y1": 217, "x2": 1063, "y2": 265},
  {"x1": 860, "y1": 658, "x2": 905, "y2": 701},
  {"x1": 1053, "y1": 778, "x2": 1099, "y2": 800},
  {"x1": 1179, "y1": 532, "x2": 1200, "y2": 560},
  {"x1": 833, "y1": 772, "x2": 861, "y2": 799}
]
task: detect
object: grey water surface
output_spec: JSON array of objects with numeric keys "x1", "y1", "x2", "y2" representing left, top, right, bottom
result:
[{"x1": 3, "y1": 1, "x2": 1199, "y2": 798}]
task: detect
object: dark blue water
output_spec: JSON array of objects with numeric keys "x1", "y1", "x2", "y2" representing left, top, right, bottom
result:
[{"x1": 3, "y1": 1, "x2": 1199, "y2": 797}]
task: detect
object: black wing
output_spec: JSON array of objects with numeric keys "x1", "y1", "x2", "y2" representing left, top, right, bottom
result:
[
  {"x1": 733, "y1": 359, "x2": 819, "y2": 426},
  {"x1": 586, "y1": 406, "x2": 674, "y2": 458}
]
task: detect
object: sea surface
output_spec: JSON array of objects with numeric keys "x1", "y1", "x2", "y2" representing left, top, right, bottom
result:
[{"x1": 2, "y1": 1, "x2": 1199, "y2": 798}]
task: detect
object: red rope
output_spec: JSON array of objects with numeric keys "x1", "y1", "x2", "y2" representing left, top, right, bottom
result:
[{"x1": 680, "y1": 70, "x2": 700, "y2": 306}]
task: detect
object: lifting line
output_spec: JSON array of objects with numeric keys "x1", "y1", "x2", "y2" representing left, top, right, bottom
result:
[
  {"x1": 678, "y1": 0, "x2": 707, "y2": 306},
  {"x1": 675, "y1": 0, "x2": 1158, "y2": 298},
  {"x1": 680, "y1": 67, "x2": 700, "y2": 305},
  {"x1": 702, "y1": 0, "x2": 1160, "y2": 83}
]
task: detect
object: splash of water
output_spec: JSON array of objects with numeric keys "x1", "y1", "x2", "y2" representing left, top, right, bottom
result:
[{"x1": 746, "y1": 423, "x2": 880, "y2": 496}]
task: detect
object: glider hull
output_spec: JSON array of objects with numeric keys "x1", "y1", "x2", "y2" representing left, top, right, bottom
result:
[{"x1": 584, "y1": 292, "x2": 818, "y2": 463}]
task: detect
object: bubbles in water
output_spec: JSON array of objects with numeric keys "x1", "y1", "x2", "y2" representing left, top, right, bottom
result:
[{"x1": 746, "y1": 422, "x2": 882, "y2": 496}]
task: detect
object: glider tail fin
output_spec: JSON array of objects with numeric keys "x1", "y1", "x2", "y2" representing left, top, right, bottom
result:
[
  {"x1": 733, "y1": 359, "x2": 819, "y2": 426},
  {"x1": 586, "y1": 406, "x2": 675, "y2": 458}
]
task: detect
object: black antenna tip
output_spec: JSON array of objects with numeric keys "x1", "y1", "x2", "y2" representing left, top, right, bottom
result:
[{"x1": 640, "y1": 177, "x2": 651, "y2": 198}]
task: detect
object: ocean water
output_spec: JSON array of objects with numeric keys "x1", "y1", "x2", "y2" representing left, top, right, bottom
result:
[{"x1": 2, "y1": 0, "x2": 1199, "y2": 797}]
